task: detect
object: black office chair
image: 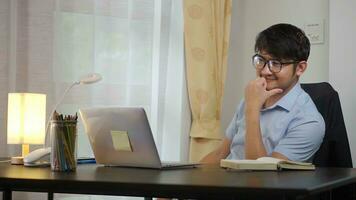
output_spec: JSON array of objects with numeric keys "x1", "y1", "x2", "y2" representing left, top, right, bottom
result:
[
  {"x1": 301, "y1": 82, "x2": 354, "y2": 200},
  {"x1": 301, "y1": 82, "x2": 352, "y2": 168}
]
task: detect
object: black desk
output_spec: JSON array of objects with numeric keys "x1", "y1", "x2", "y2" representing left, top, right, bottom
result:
[{"x1": 0, "y1": 163, "x2": 355, "y2": 200}]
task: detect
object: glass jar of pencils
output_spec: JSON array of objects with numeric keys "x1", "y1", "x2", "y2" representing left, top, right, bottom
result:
[{"x1": 50, "y1": 119, "x2": 78, "y2": 172}]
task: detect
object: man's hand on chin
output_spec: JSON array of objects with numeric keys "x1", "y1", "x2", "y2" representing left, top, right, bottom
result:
[{"x1": 245, "y1": 77, "x2": 283, "y2": 109}]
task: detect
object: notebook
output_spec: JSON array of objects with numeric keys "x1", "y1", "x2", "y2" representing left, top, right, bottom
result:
[
  {"x1": 79, "y1": 107, "x2": 198, "y2": 169},
  {"x1": 220, "y1": 157, "x2": 315, "y2": 171}
]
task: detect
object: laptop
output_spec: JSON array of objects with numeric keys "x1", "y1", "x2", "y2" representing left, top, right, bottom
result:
[{"x1": 79, "y1": 107, "x2": 198, "y2": 169}]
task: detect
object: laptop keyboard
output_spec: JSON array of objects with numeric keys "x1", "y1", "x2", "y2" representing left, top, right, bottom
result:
[{"x1": 161, "y1": 162, "x2": 199, "y2": 169}]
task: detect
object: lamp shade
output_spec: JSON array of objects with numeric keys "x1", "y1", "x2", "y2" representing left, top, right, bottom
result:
[{"x1": 7, "y1": 93, "x2": 46, "y2": 144}]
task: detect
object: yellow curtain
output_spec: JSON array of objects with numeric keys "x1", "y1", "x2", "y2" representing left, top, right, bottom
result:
[{"x1": 183, "y1": 0, "x2": 232, "y2": 162}]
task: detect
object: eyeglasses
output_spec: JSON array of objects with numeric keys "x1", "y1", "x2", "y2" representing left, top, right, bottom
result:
[{"x1": 252, "y1": 54, "x2": 299, "y2": 73}]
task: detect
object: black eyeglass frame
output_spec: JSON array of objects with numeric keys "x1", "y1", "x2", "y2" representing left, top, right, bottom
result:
[{"x1": 252, "y1": 54, "x2": 300, "y2": 73}]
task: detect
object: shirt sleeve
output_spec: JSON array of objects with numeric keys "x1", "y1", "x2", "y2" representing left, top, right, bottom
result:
[
  {"x1": 225, "y1": 101, "x2": 244, "y2": 140},
  {"x1": 273, "y1": 114, "x2": 325, "y2": 162}
]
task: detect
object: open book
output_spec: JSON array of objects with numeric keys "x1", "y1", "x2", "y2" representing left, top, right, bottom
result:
[{"x1": 220, "y1": 157, "x2": 315, "y2": 171}]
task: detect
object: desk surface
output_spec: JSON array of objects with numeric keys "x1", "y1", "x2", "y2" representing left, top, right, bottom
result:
[{"x1": 0, "y1": 163, "x2": 356, "y2": 199}]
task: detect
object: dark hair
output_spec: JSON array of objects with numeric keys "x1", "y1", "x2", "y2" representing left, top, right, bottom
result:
[{"x1": 254, "y1": 23, "x2": 310, "y2": 61}]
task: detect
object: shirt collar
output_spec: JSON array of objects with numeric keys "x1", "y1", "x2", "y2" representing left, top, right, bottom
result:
[{"x1": 263, "y1": 82, "x2": 303, "y2": 112}]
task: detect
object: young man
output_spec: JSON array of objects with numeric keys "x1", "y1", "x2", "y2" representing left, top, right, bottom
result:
[{"x1": 201, "y1": 23, "x2": 325, "y2": 164}]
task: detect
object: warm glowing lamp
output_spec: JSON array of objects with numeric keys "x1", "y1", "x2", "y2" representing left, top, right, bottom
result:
[{"x1": 7, "y1": 93, "x2": 46, "y2": 164}]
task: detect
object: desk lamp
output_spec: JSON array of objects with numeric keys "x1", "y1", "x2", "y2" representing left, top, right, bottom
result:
[
  {"x1": 7, "y1": 93, "x2": 46, "y2": 164},
  {"x1": 20, "y1": 73, "x2": 102, "y2": 166},
  {"x1": 44, "y1": 73, "x2": 103, "y2": 144}
]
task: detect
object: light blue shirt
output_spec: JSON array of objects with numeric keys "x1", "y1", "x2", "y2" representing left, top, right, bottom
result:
[{"x1": 225, "y1": 82, "x2": 325, "y2": 162}]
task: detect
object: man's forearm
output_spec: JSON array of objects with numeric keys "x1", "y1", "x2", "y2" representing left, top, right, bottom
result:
[
  {"x1": 200, "y1": 138, "x2": 231, "y2": 164},
  {"x1": 245, "y1": 107, "x2": 267, "y2": 159},
  {"x1": 200, "y1": 150, "x2": 223, "y2": 164}
]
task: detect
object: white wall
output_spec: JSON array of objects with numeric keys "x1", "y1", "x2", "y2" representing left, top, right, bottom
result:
[
  {"x1": 0, "y1": 0, "x2": 9, "y2": 157},
  {"x1": 222, "y1": 0, "x2": 329, "y2": 130},
  {"x1": 329, "y1": 0, "x2": 356, "y2": 166}
]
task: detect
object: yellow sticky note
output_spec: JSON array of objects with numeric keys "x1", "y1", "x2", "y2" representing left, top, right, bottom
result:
[{"x1": 110, "y1": 130, "x2": 133, "y2": 152}]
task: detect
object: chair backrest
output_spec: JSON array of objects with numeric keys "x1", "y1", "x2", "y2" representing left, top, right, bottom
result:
[{"x1": 301, "y1": 82, "x2": 352, "y2": 167}]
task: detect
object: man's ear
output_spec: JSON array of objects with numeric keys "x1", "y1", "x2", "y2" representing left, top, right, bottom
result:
[{"x1": 295, "y1": 61, "x2": 307, "y2": 76}]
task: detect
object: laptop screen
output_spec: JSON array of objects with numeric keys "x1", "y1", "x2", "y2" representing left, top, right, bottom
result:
[{"x1": 79, "y1": 107, "x2": 163, "y2": 168}]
